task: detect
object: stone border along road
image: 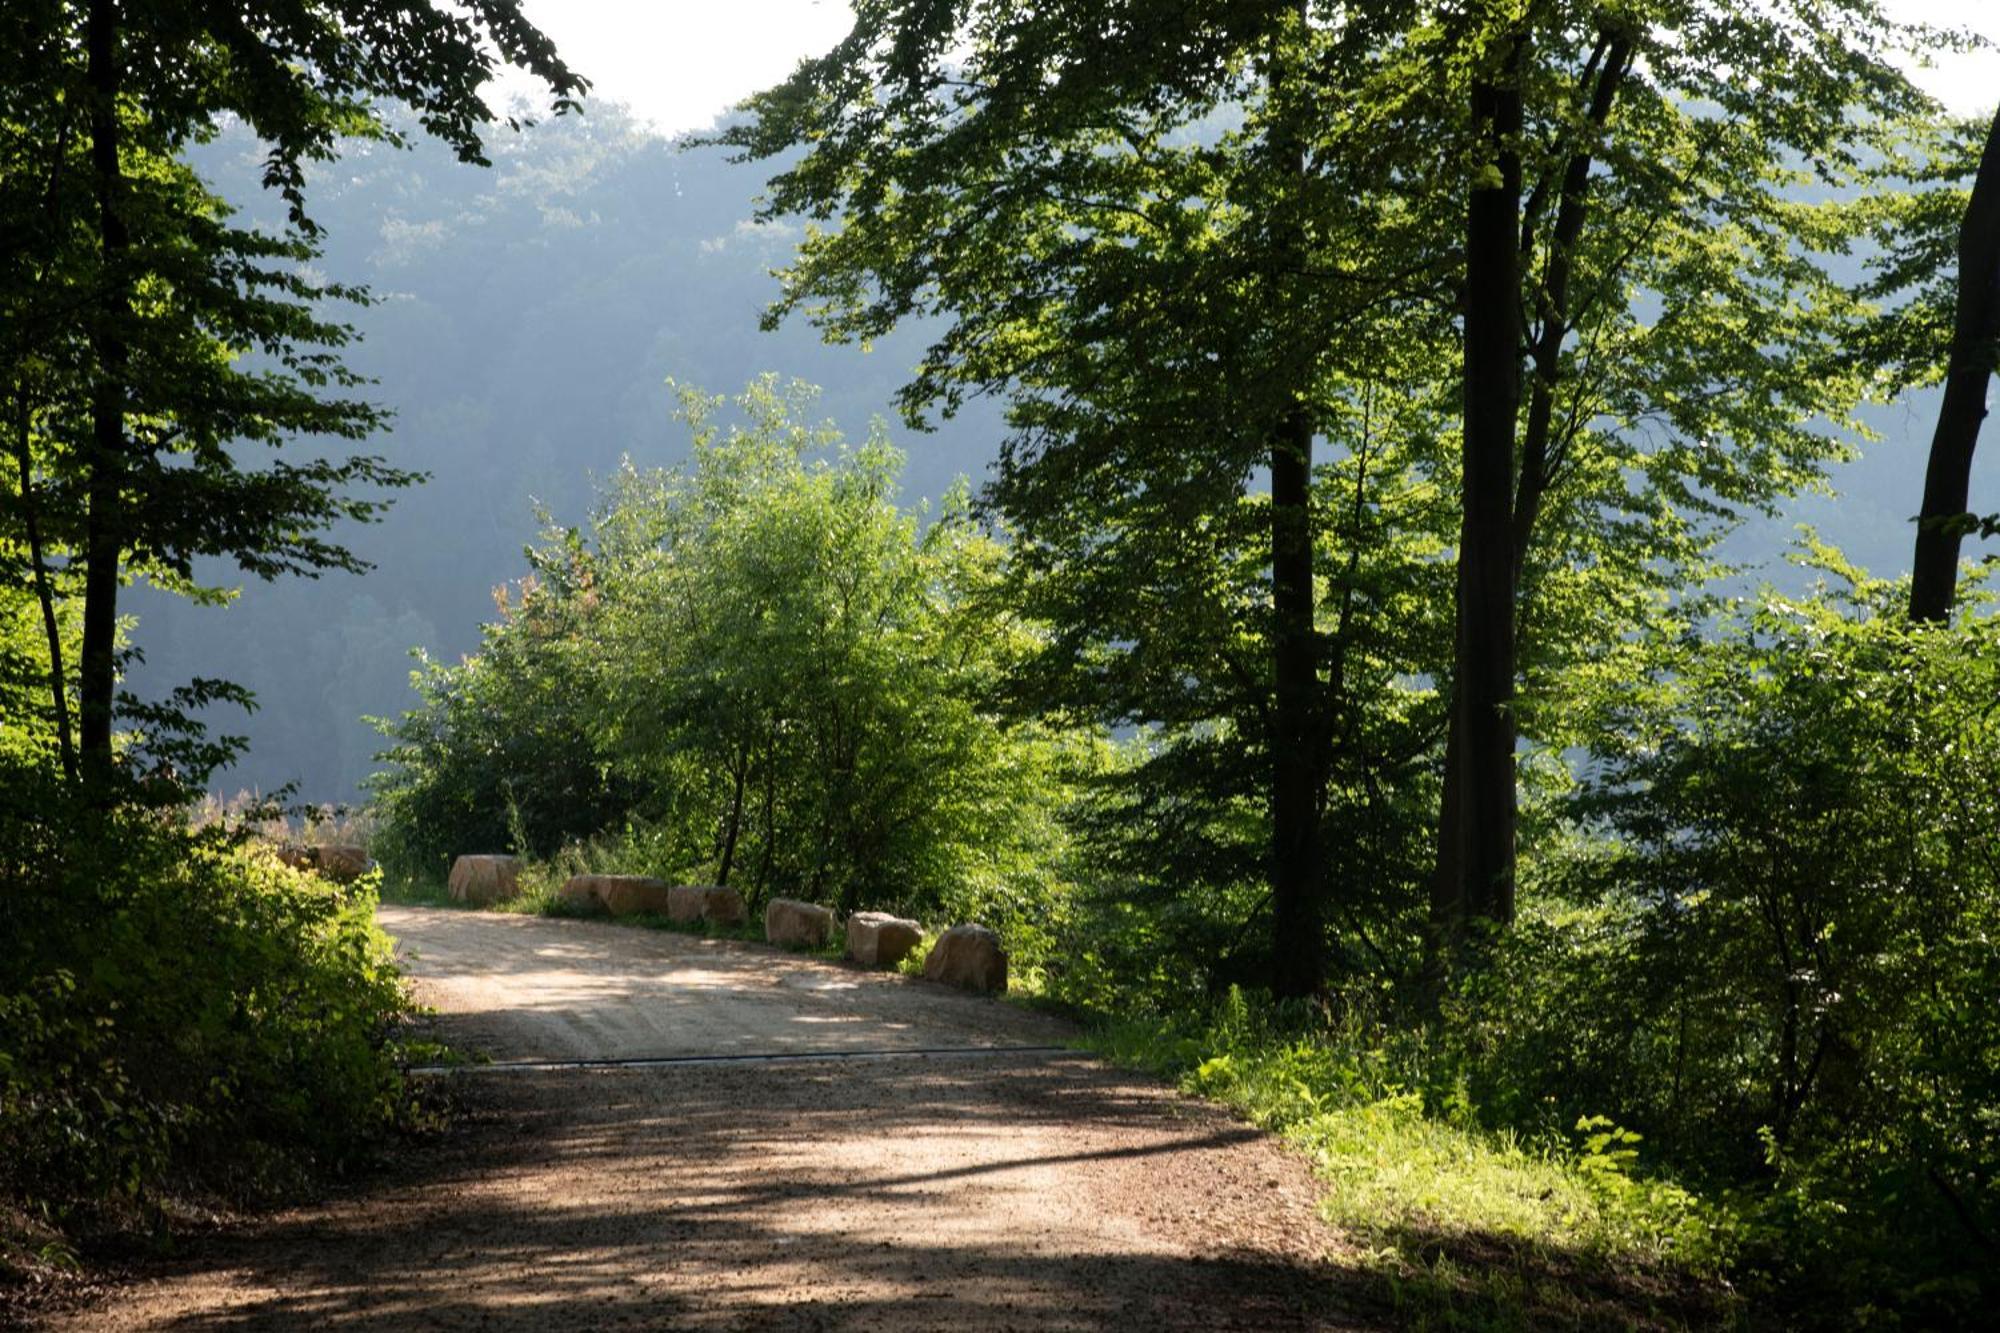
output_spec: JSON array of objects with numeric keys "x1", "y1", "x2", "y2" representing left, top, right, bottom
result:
[{"x1": 43, "y1": 906, "x2": 1384, "y2": 1330}]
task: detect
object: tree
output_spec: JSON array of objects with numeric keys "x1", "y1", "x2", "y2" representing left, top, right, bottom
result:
[
  {"x1": 375, "y1": 379, "x2": 1079, "y2": 933},
  {"x1": 729, "y1": 0, "x2": 1923, "y2": 997},
  {"x1": 1909, "y1": 105, "x2": 2000, "y2": 623},
  {"x1": 0, "y1": 1, "x2": 583, "y2": 790}
]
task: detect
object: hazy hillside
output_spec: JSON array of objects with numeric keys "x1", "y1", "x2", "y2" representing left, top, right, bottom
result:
[
  {"x1": 129, "y1": 101, "x2": 1994, "y2": 803},
  {"x1": 130, "y1": 103, "x2": 1003, "y2": 802}
]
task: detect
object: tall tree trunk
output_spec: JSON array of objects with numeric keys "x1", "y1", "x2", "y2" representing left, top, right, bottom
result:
[
  {"x1": 1910, "y1": 104, "x2": 2000, "y2": 624},
  {"x1": 80, "y1": 0, "x2": 127, "y2": 782},
  {"x1": 1270, "y1": 400, "x2": 1325, "y2": 998},
  {"x1": 1265, "y1": 4, "x2": 1325, "y2": 1000},
  {"x1": 1429, "y1": 31, "x2": 1627, "y2": 993},
  {"x1": 14, "y1": 396, "x2": 78, "y2": 782},
  {"x1": 1434, "y1": 35, "x2": 1524, "y2": 946}
]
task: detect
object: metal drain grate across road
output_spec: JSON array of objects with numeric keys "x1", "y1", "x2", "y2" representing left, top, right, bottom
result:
[{"x1": 407, "y1": 1044, "x2": 1078, "y2": 1075}]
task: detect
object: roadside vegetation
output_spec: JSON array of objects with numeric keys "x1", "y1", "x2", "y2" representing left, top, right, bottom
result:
[{"x1": 366, "y1": 381, "x2": 2000, "y2": 1328}]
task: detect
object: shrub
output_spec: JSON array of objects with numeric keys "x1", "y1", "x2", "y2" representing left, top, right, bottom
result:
[
  {"x1": 0, "y1": 763, "x2": 410, "y2": 1235},
  {"x1": 1473, "y1": 572, "x2": 2000, "y2": 1321}
]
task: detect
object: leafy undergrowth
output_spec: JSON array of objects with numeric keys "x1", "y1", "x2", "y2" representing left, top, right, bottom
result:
[{"x1": 1086, "y1": 992, "x2": 1740, "y2": 1332}]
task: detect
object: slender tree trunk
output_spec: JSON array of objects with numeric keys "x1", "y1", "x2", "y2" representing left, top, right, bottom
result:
[
  {"x1": 1911, "y1": 105, "x2": 2000, "y2": 623},
  {"x1": 1434, "y1": 35, "x2": 1524, "y2": 944},
  {"x1": 13, "y1": 395, "x2": 78, "y2": 782},
  {"x1": 80, "y1": 0, "x2": 127, "y2": 782},
  {"x1": 1270, "y1": 400, "x2": 1325, "y2": 999},
  {"x1": 1265, "y1": 5, "x2": 1325, "y2": 1000},
  {"x1": 1514, "y1": 35, "x2": 1632, "y2": 571},
  {"x1": 716, "y1": 745, "x2": 748, "y2": 886}
]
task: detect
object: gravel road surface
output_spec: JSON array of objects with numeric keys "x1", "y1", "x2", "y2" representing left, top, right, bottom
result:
[{"x1": 45, "y1": 907, "x2": 1377, "y2": 1330}]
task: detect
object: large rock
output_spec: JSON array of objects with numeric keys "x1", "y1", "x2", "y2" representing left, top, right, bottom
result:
[
  {"x1": 765, "y1": 897, "x2": 837, "y2": 949},
  {"x1": 665, "y1": 884, "x2": 747, "y2": 927},
  {"x1": 846, "y1": 911, "x2": 923, "y2": 968},
  {"x1": 555, "y1": 875, "x2": 606, "y2": 913},
  {"x1": 273, "y1": 843, "x2": 315, "y2": 871},
  {"x1": 312, "y1": 844, "x2": 375, "y2": 883},
  {"x1": 699, "y1": 886, "x2": 747, "y2": 927},
  {"x1": 448, "y1": 854, "x2": 522, "y2": 906},
  {"x1": 592, "y1": 875, "x2": 675, "y2": 916},
  {"x1": 923, "y1": 924, "x2": 1008, "y2": 994}
]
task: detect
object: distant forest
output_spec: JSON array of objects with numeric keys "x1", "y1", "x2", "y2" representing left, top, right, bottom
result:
[
  {"x1": 132, "y1": 102, "x2": 1003, "y2": 801},
  {"x1": 132, "y1": 99, "x2": 1991, "y2": 803}
]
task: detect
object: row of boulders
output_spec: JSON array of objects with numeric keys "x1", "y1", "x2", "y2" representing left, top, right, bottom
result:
[
  {"x1": 442, "y1": 855, "x2": 1007, "y2": 994},
  {"x1": 762, "y1": 897, "x2": 1007, "y2": 994},
  {"x1": 556, "y1": 874, "x2": 748, "y2": 927}
]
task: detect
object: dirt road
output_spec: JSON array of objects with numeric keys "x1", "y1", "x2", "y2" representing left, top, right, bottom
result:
[{"x1": 50, "y1": 907, "x2": 1376, "y2": 1330}]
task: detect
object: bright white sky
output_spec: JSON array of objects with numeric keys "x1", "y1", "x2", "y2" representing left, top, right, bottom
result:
[{"x1": 496, "y1": 0, "x2": 1999, "y2": 138}]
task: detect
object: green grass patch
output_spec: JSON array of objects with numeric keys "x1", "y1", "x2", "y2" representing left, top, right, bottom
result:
[{"x1": 1085, "y1": 992, "x2": 1740, "y2": 1331}]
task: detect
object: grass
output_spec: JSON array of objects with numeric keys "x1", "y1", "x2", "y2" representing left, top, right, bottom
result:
[{"x1": 1084, "y1": 997, "x2": 1741, "y2": 1331}]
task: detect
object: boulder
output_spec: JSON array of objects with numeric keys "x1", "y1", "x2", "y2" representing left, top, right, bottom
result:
[
  {"x1": 312, "y1": 844, "x2": 375, "y2": 883},
  {"x1": 922, "y1": 924, "x2": 1008, "y2": 994},
  {"x1": 846, "y1": 911, "x2": 924, "y2": 968},
  {"x1": 273, "y1": 843, "x2": 315, "y2": 871},
  {"x1": 669, "y1": 884, "x2": 747, "y2": 927},
  {"x1": 765, "y1": 897, "x2": 837, "y2": 949},
  {"x1": 555, "y1": 875, "x2": 606, "y2": 913},
  {"x1": 592, "y1": 875, "x2": 675, "y2": 916},
  {"x1": 699, "y1": 885, "x2": 747, "y2": 927},
  {"x1": 448, "y1": 854, "x2": 522, "y2": 906}
]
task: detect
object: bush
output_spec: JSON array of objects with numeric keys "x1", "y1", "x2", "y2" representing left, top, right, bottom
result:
[
  {"x1": 0, "y1": 764, "x2": 410, "y2": 1237},
  {"x1": 1471, "y1": 572, "x2": 2000, "y2": 1322}
]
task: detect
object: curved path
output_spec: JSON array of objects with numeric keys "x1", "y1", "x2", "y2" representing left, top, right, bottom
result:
[{"x1": 50, "y1": 907, "x2": 1377, "y2": 1330}]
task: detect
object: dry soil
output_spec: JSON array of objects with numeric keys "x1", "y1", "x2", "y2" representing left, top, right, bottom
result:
[{"x1": 41, "y1": 906, "x2": 1382, "y2": 1331}]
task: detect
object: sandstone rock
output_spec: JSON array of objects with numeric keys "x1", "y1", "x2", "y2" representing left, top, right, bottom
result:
[
  {"x1": 699, "y1": 886, "x2": 747, "y2": 927},
  {"x1": 312, "y1": 844, "x2": 375, "y2": 883},
  {"x1": 273, "y1": 843, "x2": 315, "y2": 871},
  {"x1": 592, "y1": 875, "x2": 675, "y2": 916},
  {"x1": 555, "y1": 875, "x2": 606, "y2": 912},
  {"x1": 922, "y1": 923, "x2": 1008, "y2": 994},
  {"x1": 668, "y1": 884, "x2": 748, "y2": 927},
  {"x1": 447, "y1": 854, "x2": 522, "y2": 906},
  {"x1": 846, "y1": 911, "x2": 923, "y2": 968},
  {"x1": 765, "y1": 897, "x2": 837, "y2": 949}
]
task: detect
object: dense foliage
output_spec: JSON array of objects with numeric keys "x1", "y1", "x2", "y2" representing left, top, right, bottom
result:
[
  {"x1": 373, "y1": 380, "x2": 1083, "y2": 940},
  {"x1": 0, "y1": 700, "x2": 407, "y2": 1256},
  {"x1": 1475, "y1": 569, "x2": 2000, "y2": 1318}
]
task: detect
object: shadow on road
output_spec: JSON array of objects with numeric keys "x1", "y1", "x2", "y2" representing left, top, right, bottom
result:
[{"x1": 104, "y1": 1055, "x2": 1385, "y2": 1331}]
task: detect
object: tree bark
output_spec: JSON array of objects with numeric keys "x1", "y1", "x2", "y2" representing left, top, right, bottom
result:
[
  {"x1": 1513, "y1": 34, "x2": 1632, "y2": 571},
  {"x1": 1270, "y1": 399, "x2": 1325, "y2": 998},
  {"x1": 1910, "y1": 104, "x2": 2000, "y2": 624},
  {"x1": 716, "y1": 745, "x2": 748, "y2": 886},
  {"x1": 1433, "y1": 34, "x2": 1524, "y2": 947},
  {"x1": 80, "y1": 0, "x2": 128, "y2": 782},
  {"x1": 1265, "y1": 5, "x2": 1326, "y2": 1001}
]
